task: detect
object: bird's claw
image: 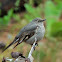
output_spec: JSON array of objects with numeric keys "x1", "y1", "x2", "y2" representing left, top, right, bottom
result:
[
  {"x1": 33, "y1": 46, "x2": 35, "y2": 50},
  {"x1": 35, "y1": 43, "x2": 38, "y2": 46},
  {"x1": 33, "y1": 43, "x2": 38, "y2": 50}
]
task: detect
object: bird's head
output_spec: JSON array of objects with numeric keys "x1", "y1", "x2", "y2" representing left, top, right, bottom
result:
[{"x1": 32, "y1": 18, "x2": 46, "y2": 23}]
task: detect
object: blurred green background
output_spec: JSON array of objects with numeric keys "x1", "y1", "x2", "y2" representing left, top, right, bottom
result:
[{"x1": 0, "y1": 0, "x2": 62, "y2": 62}]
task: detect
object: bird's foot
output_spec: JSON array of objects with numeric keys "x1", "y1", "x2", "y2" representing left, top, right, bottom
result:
[
  {"x1": 33, "y1": 43, "x2": 38, "y2": 50},
  {"x1": 33, "y1": 46, "x2": 35, "y2": 50},
  {"x1": 35, "y1": 43, "x2": 38, "y2": 46}
]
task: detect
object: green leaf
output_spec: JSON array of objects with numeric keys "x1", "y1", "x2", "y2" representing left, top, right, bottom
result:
[
  {"x1": 50, "y1": 22, "x2": 62, "y2": 37},
  {"x1": 24, "y1": 4, "x2": 41, "y2": 21},
  {"x1": 45, "y1": 1, "x2": 61, "y2": 18},
  {"x1": 8, "y1": 9, "x2": 13, "y2": 17}
]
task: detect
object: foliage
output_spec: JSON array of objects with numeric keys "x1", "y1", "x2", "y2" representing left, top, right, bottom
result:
[
  {"x1": 0, "y1": 10, "x2": 21, "y2": 29},
  {"x1": 0, "y1": 0, "x2": 21, "y2": 28},
  {"x1": 33, "y1": 0, "x2": 42, "y2": 5},
  {"x1": 51, "y1": 22, "x2": 62, "y2": 37},
  {"x1": 0, "y1": 9, "x2": 13, "y2": 26},
  {"x1": 13, "y1": 14, "x2": 21, "y2": 21},
  {"x1": 45, "y1": 1, "x2": 62, "y2": 37},
  {"x1": 15, "y1": 0, "x2": 20, "y2": 10},
  {"x1": 33, "y1": 49, "x2": 46, "y2": 62},
  {"x1": 54, "y1": 0, "x2": 62, "y2": 4},
  {"x1": 24, "y1": 4, "x2": 42, "y2": 21}
]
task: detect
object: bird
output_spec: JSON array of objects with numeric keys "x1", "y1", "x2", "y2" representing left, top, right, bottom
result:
[{"x1": 2, "y1": 18, "x2": 46, "y2": 52}]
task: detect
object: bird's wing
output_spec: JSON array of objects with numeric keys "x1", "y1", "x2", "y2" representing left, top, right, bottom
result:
[
  {"x1": 12, "y1": 24, "x2": 38, "y2": 49},
  {"x1": 17, "y1": 24, "x2": 38, "y2": 38},
  {"x1": 13, "y1": 30, "x2": 35, "y2": 48}
]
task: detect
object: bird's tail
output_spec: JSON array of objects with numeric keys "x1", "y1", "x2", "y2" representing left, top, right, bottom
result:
[
  {"x1": 13, "y1": 37, "x2": 24, "y2": 49},
  {"x1": 13, "y1": 42, "x2": 20, "y2": 49},
  {"x1": 2, "y1": 38, "x2": 19, "y2": 52}
]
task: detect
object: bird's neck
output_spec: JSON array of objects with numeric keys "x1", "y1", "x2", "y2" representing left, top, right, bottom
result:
[{"x1": 37, "y1": 22, "x2": 44, "y2": 26}]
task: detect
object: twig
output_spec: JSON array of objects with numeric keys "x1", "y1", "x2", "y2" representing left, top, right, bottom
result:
[
  {"x1": 14, "y1": 37, "x2": 37, "y2": 62},
  {"x1": 28, "y1": 37, "x2": 37, "y2": 62},
  {"x1": 6, "y1": 57, "x2": 13, "y2": 62},
  {"x1": 3, "y1": 38, "x2": 37, "y2": 62}
]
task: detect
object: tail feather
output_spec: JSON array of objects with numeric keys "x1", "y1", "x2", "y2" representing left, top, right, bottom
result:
[
  {"x1": 2, "y1": 38, "x2": 19, "y2": 52},
  {"x1": 13, "y1": 42, "x2": 20, "y2": 49},
  {"x1": 2, "y1": 36, "x2": 25, "y2": 52},
  {"x1": 13, "y1": 36, "x2": 26, "y2": 49},
  {"x1": 13, "y1": 38, "x2": 24, "y2": 49}
]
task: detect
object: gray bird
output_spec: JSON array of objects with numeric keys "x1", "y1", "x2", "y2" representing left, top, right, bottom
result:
[{"x1": 3, "y1": 18, "x2": 46, "y2": 52}]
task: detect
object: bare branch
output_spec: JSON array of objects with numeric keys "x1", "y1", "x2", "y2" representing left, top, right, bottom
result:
[{"x1": 2, "y1": 38, "x2": 37, "y2": 62}]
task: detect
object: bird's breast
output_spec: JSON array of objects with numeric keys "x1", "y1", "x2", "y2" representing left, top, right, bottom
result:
[
  {"x1": 36, "y1": 24, "x2": 45, "y2": 34},
  {"x1": 25, "y1": 23, "x2": 45, "y2": 45},
  {"x1": 35, "y1": 24, "x2": 45, "y2": 40}
]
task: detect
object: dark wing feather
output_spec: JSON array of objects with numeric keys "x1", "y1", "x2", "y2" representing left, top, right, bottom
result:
[
  {"x1": 17, "y1": 24, "x2": 38, "y2": 38},
  {"x1": 13, "y1": 31, "x2": 35, "y2": 48}
]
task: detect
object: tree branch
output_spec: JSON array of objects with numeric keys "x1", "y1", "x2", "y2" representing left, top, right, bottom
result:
[{"x1": 2, "y1": 38, "x2": 37, "y2": 62}]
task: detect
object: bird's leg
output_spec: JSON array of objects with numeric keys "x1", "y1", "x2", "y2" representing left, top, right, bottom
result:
[
  {"x1": 28, "y1": 37, "x2": 37, "y2": 62},
  {"x1": 33, "y1": 37, "x2": 37, "y2": 50}
]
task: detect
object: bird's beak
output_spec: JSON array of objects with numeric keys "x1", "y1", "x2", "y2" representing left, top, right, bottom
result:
[
  {"x1": 39, "y1": 19, "x2": 46, "y2": 22},
  {"x1": 42, "y1": 19, "x2": 46, "y2": 22}
]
